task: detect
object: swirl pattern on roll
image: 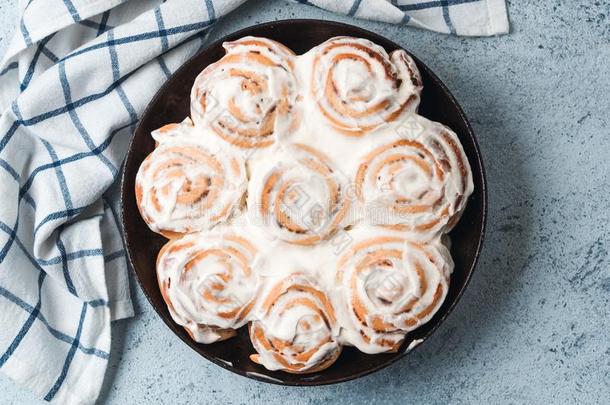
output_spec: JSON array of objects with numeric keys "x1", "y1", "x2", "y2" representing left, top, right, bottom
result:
[
  {"x1": 310, "y1": 36, "x2": 422, "y2": 136},
  {"x1": 335, "y1": 230, "x2": 453, "y2": 353},
  {"x1": 355, "y1": 117, "x2": 473, "y2": 238},
  {"x1": 248, "y1": 143, "x2": 349, "y2": 245},
  {"x1": 191, "y1": 36, "x2": 299, "y2": 149},
  {"x1": 135, "y1": 136, "x2": 246, "y2": 238},
  {"x1": 249, "y1": 273, "x2": 342, "y2": 373},
  {"x1": 156, "y1": 232, "x2": 260, "y2": 343}
]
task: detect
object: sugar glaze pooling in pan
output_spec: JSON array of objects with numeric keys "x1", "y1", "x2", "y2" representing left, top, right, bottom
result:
[{"x1": 135, "y1": 36, "x2": 474, "y2": 374}]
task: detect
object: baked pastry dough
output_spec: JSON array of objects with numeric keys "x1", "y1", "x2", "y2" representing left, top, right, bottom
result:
[
  {"x1": 334, "y1": 227, "x2": 452, "y2": 353},
  {"x1": 310, "y1": 36, "x2": 422, "y2": 135},
  {"x1": 190, "y1": 37, "x2": 299, "y2": 149},
  {"x1": 355, "y1": 115, "x2": 473, "y2": 239},
  {"x1": 136, "y1": 36, "x2": 474, "y2": 374},
  {"x1": 247, "y1": 143, "x2": 350, "y2": 245},
  {"x1": 135, "y1": 120, "x2": 246, "y2": 238},
  {"x1": 249, "y1": 273, "x2": 342, "y2": 373},
  {"x1": 156, "y1": 231, "x2": 259, "y2": 343}
]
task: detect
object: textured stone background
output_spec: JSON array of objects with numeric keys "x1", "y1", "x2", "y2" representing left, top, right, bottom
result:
[{"x1": 1, "y1": 0, "x2": 609, "y2": 403}]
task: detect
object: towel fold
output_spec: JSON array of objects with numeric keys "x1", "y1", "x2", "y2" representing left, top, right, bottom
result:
[{"x1": 0, "y1": 0, "x2": 508, "y2": 403}]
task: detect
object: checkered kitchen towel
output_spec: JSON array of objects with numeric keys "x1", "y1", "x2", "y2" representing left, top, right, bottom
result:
[{"x1": 0, "y1": 0, "x2": 508, "y2": 404}]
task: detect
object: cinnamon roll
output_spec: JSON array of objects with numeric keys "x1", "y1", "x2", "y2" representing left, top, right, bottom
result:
[
  {"x1": 355, "y1": 117, "x2": 473, "y2": 239},
  {"x1": 249, "y1": 273, "x2": 342, "y2": 373},
  {"x1": 190, "y1": 36, "x2": 299, "y2": 149},
  {"x1": 248, "y1": 143, "x2": 350, "y2": 245},
  {"x1": 135, "y1": 139, "x2": 246, "y2": 238},
  {"x1": 310, "y1": 36, "x2": 422, "y2": 136},
  {"x1": 335, "y1": 228, "x2": 453, "y2": 353},
  {"x1": 156, "y1": 232, "x2": 260, "y2": 343}
]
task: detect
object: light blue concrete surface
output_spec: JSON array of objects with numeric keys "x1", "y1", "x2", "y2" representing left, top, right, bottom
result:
[{"x1": 1, "y1": 0, "x2": 609, "y2": 403}]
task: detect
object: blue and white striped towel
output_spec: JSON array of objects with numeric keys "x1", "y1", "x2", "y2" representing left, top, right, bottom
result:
[{"x1": 0, "y1": 0, "x2": 508, "y2": 404}]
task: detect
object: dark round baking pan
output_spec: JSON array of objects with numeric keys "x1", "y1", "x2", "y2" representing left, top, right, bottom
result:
[{"x1": 121, "y1": 19, "x2": 487, "y2": 386}]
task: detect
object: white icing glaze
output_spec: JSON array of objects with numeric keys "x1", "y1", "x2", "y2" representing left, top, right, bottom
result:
[
  {"x1": 332, "y1": 226, "x2": 452, "y2": 354},
  {"x1": 135, "y1": 122, "x2": 247, "y2": 236},
  {"x1": 353, "y1": 114, "x2": 474, "y2": 239},
  {"x1": 190, "y1": 36, "x2": 299, "y2": 152},
  {"x1": 308, "y1": 36, "x2": 422, "y2": 135},
  {"x1": 156, "y1": 229, "x2": 261, "y2": 343},
  {"x1": 137, "y1": 36, "x2": 474, "y2": 373},
  {"x1": 246, "y1": 143, "x2": 350, "y2": 245},
  {"x1": 249, "y1": 273, "x2": 342, "y2": 373},
  {"x1": 406, "y1": 338, "x2": 425, "y2": 352},
  {"x1": 150, "y1": 117, "x2": 196, "y2": 144}
]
